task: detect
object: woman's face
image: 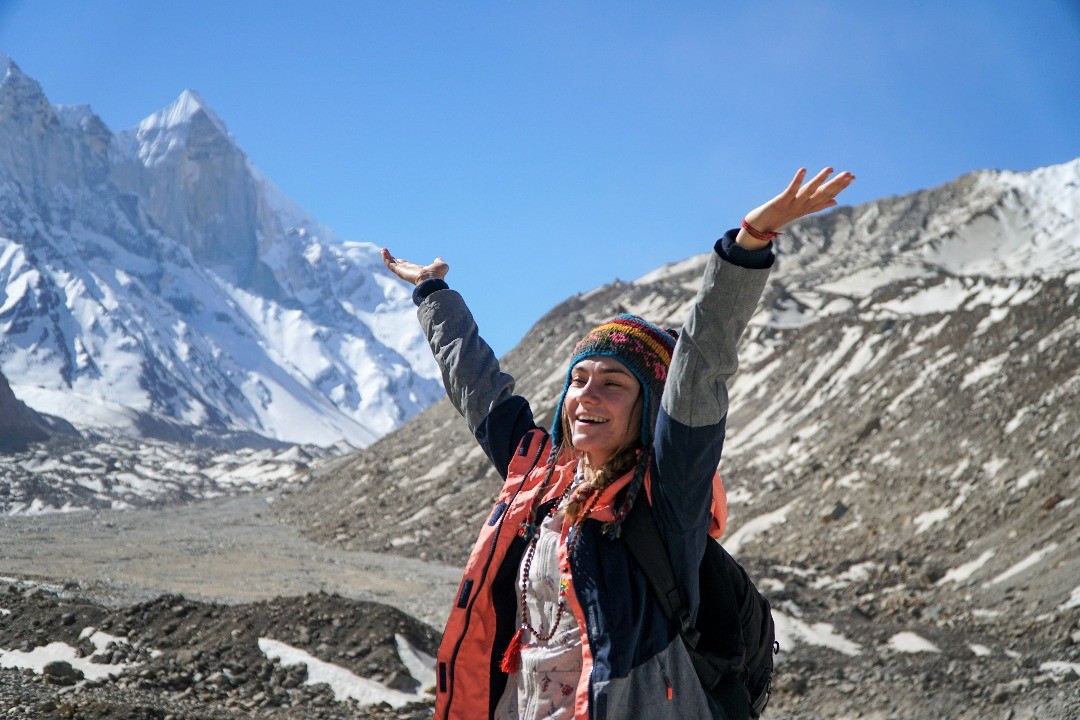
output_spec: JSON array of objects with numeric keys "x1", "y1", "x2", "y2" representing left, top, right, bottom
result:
[{"x1": 563, "y1": 357, "x2": 642, "y2": 468}]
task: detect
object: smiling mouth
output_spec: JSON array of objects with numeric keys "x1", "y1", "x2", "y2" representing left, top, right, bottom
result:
[{"x1": 576, "y1": 415, "x2": 609, "y2": 425}]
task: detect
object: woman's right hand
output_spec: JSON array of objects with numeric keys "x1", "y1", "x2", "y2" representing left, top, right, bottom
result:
[
  {"x1": 381, "y1": 248, "x2": 450, "y2": 286},
  {"x1": 737, "y1": 167, "x2": 856, "y2": 250}
]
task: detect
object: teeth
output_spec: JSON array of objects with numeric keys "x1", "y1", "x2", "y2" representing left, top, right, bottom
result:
[{"x1": 578, "y1": 416, "x2": 608, "y2": 423}]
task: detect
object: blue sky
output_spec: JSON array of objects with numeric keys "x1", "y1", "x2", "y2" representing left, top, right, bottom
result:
[{"x1": 1, "y1": 0, "x2": 1078, "y2": 355}]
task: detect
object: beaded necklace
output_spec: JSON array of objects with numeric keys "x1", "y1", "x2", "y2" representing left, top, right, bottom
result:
[{"x1": 500, "y1": 462, "x2": 602, "y2": 673}]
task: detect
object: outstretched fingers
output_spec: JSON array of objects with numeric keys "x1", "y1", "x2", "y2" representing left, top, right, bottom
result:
[
  {"x1": 382, "y1": 248, "x2": 419, "y2": 283},
  {"x1": 741, "y1": 166, "x2": 856, "y2": 237},
  {"x1": 812, "y1": 172, "x2": 855, "y2": 212},
  {"x1": 781, "y1": 168, "x2": 808, "y2": 199},
  {"x1": 799, "y1": 167, "x2": 835, "y2": 198},
  {"x1": 820, "y1": 171, "x2": 856, "y2": 198}
]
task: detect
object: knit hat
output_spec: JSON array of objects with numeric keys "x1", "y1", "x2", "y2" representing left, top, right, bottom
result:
[{"x1": 551, "y1": 314, "x2": 677, "y2": 449}]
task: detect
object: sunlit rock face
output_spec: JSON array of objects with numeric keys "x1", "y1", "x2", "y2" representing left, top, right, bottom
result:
[
  {"x1": 112, "y1": 90, "x2": 264, "y2": 290},
  {"x1": 0, "y1": 55, "x2": 441, "y2": 448}
]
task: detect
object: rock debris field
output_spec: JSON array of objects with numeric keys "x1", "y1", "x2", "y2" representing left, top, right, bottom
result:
[
  {"x1": 0, "y1": 491, "x2": 463, "y2": 718},
  {"x1": 0, "y1": 580, "x2": 438, "y2": 719}
]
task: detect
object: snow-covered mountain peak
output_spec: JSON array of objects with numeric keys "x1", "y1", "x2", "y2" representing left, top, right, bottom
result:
[
  {"x1": 999, "y1": 155, "x2": 1080, "y2": 187},
  {"x1": 145, "y1": 88, "x2": 226, "y2": 133},
  {"x1": 125, "y1": 88, "x2": 230, "y2": 168},
  {"x1": 0, "y1": 53, "x2": 44, "y2": 104},
  {"x1": 635, "y1": 156, "x2": 1080, "y2": 335},
  {"x1": 0, "y1": 58, "x2": 443, "y2": 448},
  {"x1": 997, "y1": 156, "x2": 1080, "y2": 221},
  {"x1": 54, "y1": 104, "x2": 100, "y2": 131}
]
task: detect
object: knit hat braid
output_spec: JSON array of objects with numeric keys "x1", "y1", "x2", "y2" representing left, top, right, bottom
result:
[{"x1": 551, "y1": 314, "x2": 678, "y2": 537}]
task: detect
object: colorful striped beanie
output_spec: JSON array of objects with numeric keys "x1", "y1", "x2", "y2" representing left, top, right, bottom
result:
[{"x1": 551, "y1": 314, "x2": 677, "y2": 450}]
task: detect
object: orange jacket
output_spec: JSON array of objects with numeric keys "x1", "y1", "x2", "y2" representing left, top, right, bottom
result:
[{"x1": 435, "y1": 429, "x2": 728, "y2": 719}]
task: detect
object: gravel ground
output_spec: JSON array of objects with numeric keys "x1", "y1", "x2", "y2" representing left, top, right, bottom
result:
[{"x1": 0, "y1": 490, "x2": 461, "y2": 628}]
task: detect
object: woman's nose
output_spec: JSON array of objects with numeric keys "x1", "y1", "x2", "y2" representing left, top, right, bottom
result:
[{"x1": 578, "y1": 378, "x2": 600, "y2": 401}]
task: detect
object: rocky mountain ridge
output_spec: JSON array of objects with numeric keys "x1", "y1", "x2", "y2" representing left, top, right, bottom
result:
[
  {"x1": 0, "y1": 54, "x2": 440, "y2": 448},
  {"x1": 0, "y1": 367, "x2": 77, "y2": 451}
]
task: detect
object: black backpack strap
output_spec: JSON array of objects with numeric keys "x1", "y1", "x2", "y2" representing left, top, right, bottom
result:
[
  {"x1": 622, "y1": 500, "x2": 700, "y2": 647},
  {"x1": 623, "y1": 500, "x2": 755, "y2": 719}
]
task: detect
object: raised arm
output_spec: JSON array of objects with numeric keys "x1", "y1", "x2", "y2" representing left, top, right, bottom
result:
[
  {"x1": 382, "y1": 249, "x2": 538, "y2": 479},
  {"x1": 660, "y1": 167, "x2": 856, "y2": 446},
  {"x1": 649, "y1": 168, "x2": 855, "y2": 608}
]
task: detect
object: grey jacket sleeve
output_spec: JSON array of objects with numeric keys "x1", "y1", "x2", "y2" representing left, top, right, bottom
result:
[
  {"x1": 416, "y1": 286, "x2": 538, "y2": 478},
  {"x1": 650, "y1": 230, "x2": 772, "y2": 617},
  {"x1": 661, "y1": 237, "x2": 772, "y2": 430}
]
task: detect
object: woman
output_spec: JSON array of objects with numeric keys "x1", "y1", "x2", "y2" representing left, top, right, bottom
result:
[{"x1": 383, "y1": 167, "x2": 855, "y2": 720}]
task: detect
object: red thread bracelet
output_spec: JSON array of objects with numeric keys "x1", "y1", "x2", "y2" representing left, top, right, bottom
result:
[{"x1": 741, "y1": 219, "x2": 782, "y2": 242}]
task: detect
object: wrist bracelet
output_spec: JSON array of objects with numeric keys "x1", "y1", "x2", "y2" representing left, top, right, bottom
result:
[{"x1": 741, "y1": 219, "x2": 782, "y2": 242}]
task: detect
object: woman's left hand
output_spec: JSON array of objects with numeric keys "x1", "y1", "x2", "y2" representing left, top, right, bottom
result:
[
  {"x1": 381, "y1": 248, "x2": 449, "y2": 286},
  {"x1": 738, "y1": 167, "x2": 855, "y2": 249}
]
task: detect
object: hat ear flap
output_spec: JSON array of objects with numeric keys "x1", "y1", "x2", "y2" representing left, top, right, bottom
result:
[{"x1": 549, "y1": 364, "x2": 575, "y2": 446}]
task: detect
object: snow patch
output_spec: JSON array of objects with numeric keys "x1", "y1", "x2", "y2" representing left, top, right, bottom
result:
[
  {"x1": 970, "y1": 644, "x2": 992, "y2": 657},
  {"x1": 834, "y1": 471, "x2": 862, "y2": 489},
  {"x1": 258, "y1": 637, "x2": 421, "y2": 707},
  {"x1": 812, "y1": 562, "x2": 876, "y2": 590},
  {"x1": 914, "y1": 482, "x2": 973, "y2": 534},
  {"x1": 878, "y1": 279, "x2": 970, "y2": 316},
  {"x1": 1040, "y1": 661, "x2": 1080, "y2": 680},
  {"x1": 971, "y1": 609, "x2": 1004, "y2": 620},
  {"x1": 772, "y1": 611, "x2": 862, "y2": 656},
  {"x1": 394, "y1": 634, "x2": 436, "y2": 692},
  {"x1": 959, "y1": 353, "x2": 1007, "y2": 389},
  {"x1": 0, "y1": 638, "x2": 130, "y2": 680},
  {"x1": 725, "y1": 486, "x2": 754, "y2": 505},
  {"x1": 982, "y1": 456, "x2": 1008, "y2": 478},
  {"x1": 724, "y1": 501, "x2": 796, "y2": 556},
  {"x1": 913, "y1": 507, "x2": 951, "y2": 534},
  {"x1": 987, "y1": 543, "x2": 1059, "y2": 587},
  {"x1": 937, "y1": 550, "x2": 995, "y2": 585},
  {"x1": 1014, "y1": 469, "x2": 1039, "y2": 490},
  {"x1": 1060, "y1": 585, "x2": 1080, "y2": 611},
  {"x1": 758, "y1": 578, "x2": 785, "y2": 594},
  {"x1": 886, "y1": 632, "x2": 940, "y2": 653}
]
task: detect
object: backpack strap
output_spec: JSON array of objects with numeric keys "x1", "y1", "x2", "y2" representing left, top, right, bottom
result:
[
  {"x1": 622, "y1": 500, "x2": 700, "y2": 647},
  {"x1": 623, "y1": 500, "x2": 754, "y2": 719}
]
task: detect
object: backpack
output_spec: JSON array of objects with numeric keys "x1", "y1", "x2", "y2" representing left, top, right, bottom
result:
[{"x1": 623, "y1": 500, "x2": 777, "y2": 719}]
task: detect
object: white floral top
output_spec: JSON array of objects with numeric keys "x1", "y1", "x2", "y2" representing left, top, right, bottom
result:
[{"x1": 494, "y1": 501, "x2": 583, "y2": 719}]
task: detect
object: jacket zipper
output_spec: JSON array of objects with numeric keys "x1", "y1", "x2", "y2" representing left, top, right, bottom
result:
[
  {"x1": 661, "y1": 667, "x2": 673, "y2": 701},
  {"x1": 440, "y1": 430, "x2": 547, "y2": 719},
  {"x1": 565, "y1": 521, "x2": 598, "y2": 720}
]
